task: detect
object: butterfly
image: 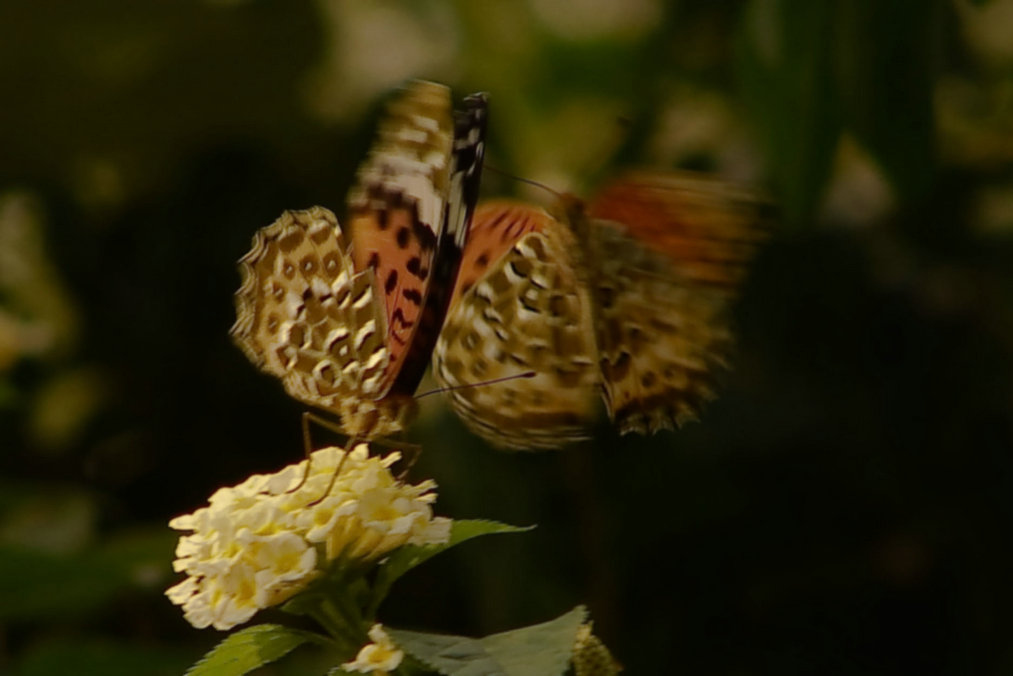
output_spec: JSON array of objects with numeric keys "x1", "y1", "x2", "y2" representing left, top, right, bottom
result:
[
  {"x1": 230, "y1": 81, "x2": 487, "y2": 442},
  {"x1": 431, "y1": 171, "x2": 768, "y2": 450}
]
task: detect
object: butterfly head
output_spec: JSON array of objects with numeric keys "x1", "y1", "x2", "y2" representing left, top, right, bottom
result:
[
  {"x1": 336, "y1": 393, "x2": 419, "y2": 440},
  {"x1": 552, "y1": 192, "x2": 595, "y2": 242}
]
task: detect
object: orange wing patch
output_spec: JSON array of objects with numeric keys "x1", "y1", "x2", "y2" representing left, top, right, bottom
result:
[
  {"x1": 346, "y1": 81, "x2": 454, "y2": 399},
  {"x1": 448, "y1": 202, "x2": 553, "y2": 311},
  {"x1": 590, "y1": 173, "x2": 765, "y2": 289},
  {"x1": 349, "y1": 191, "x2": 437, "y2": 383}
]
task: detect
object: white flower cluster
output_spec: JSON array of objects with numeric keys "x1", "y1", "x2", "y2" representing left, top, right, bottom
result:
[{"x1": 166, "y1": 444, "x2": 451, "y2": 630}]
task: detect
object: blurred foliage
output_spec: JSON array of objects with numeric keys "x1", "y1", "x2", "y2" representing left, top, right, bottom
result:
[{"x1": 1, "y1": 0, "x2": 1013, "y2": 674}]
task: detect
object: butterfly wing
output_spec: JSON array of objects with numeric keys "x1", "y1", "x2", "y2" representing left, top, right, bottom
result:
[
  {"x1": 389, "y1": 91, "x2": 488, "y2": 396},
  {"x1": 346, "y1": 81, "x2": 456, "y2": 399},
  {"x1": 231, "y1": 82, "x2": 486, "y2": 439},
  {"x1": 586, "y1": 171, "x2": 768, "y2": 435},
  {"x1": 231, "y1": 207, "x2": 391, "y2": 417},
  {"x1": 436, "y1": 172, "x2": 767, "y2": 449},
  {"x1": 433, "y1": 202, "x2": 600, "y2": 450},
  {"x1": 589, "y1": 172, "x2": 764, "y2": 289},
  {"x1": 447, "y1": 93, "x2": 489, "y2": 249}
]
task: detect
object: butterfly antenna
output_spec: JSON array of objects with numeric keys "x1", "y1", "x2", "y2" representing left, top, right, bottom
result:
[
  {"x1": 416, "y1": 371, "x2": 536, "y2": 399},
  {"x1": 485, "y1": 164, "x2": 566, "y2": 201}
]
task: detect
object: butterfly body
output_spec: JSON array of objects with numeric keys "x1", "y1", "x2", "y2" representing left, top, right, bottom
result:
[
  {"x1": 231, "y1": 81, "x2": 486, "y2": 440},
  {"x1": 433, "y1": 172, "x2": 767, "y2": 450}
]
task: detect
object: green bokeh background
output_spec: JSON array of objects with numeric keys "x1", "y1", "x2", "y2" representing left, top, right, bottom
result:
[{"x1": 2, "y1": 0, "x2": 1013, "y2": 674}]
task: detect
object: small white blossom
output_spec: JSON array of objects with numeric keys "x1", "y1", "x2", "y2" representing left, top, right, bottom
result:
[
  {"x1": 166, "y1": 444, "x2": 449, "y2": 630},
  {"x1": 341, "y1": 623, "x2": 404, "y2": 674}
]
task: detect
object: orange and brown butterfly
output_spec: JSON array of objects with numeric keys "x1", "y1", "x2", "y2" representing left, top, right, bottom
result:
[
  {"x1": 230, "y1": 81, "x2": 487, "y2": 441},
  {"x1": 431, "y1": 171, "x2": 769, "y2": 450}
]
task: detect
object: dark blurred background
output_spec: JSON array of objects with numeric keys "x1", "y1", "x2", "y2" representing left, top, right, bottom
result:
[{"x1": 2, "y1": 0, "x2": 1013, "y2": 674}]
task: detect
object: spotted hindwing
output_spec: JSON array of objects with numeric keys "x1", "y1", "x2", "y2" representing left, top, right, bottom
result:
[
  {"x1": 231, "y1": 207, "x2": 391, "y2": 420},
  {"x1": 434, "y1": 172, "x2": 767, "y2": 450},
  {"x1": 587, "y1": 172, "x2": 767, "y2": 434},
  {"x1": 433, "y1": 202, "x2": 600, "y2": 450}
]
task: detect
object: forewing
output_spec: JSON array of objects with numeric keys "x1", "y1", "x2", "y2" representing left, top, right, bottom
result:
[
  {"x1": 346, "y1": 81, "x2": 454, "y2": 397},
  {"x1": 446, "y1": 92, "x2": 489, "y2": 249},
  {"x1": 231, "y1": 207, "x2": 390, "y2": 414},
  {"x1": 433, "y1": 202, "x2": 599, "y2": 450},
  {"x1": 586, "y1": 172, "x2": 768, "y2": 435},
  {"x1": 589, "y1": 172, "x2": 766, "y2": 289},
  {"x1": 390, "y1": 91, "x2": 488, "y2": 396}
]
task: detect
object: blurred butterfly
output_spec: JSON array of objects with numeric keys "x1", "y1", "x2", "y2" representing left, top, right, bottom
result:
[
  {"x1": 231, "y1": 81, "x2": 487, "y2": 442},
  {"x1": 431, "y1": 171, "x2": 768, "y2": 450}
]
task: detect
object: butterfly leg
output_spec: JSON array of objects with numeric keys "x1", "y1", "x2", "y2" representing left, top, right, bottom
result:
[
  {"x1": 258, "y1": 412, "x2": 320, "y2": 495},
  {"x1": 276, "y1": 411, "x2": 349, "y2": 496},
  {"x1": 395, "y1": 441, "x2": 422, "y2": 481},
  {"x1": 304, "y1": 434, "x2": 359, "y2": 507},
  {"x1": 298, "y1": 411, "x2": 365, "y2": 505}
]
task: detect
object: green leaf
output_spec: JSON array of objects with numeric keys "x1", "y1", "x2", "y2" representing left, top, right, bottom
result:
[
  {"x1": 736, "y1": 0, "x2": 842, "y2": 228},
  {"x1": 369, "y1": 520, "x2": 533, "y2": 614},
  {"x1": 738, "y1": 0, "x2": 940, "y2": 221},
  {"x1": 835, "y1": 0, "x2": 936, "y2": 201},
  {"x1": 186, "y1": 624, "x2": 325, "y2": 676},
  {"x1": 479, "y1": 606, "x2": 588, "y2": 676},
  {"x1": 389, "y1": 605, "x2": 587, "y2": 676},
  {"x1": 385, "y1": 632, "x2": 504, "y2": 676}
]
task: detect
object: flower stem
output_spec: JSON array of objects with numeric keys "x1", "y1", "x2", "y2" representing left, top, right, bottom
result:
[{"x1": 310, "y1": 574, "x2": 377, "y2": 655}]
